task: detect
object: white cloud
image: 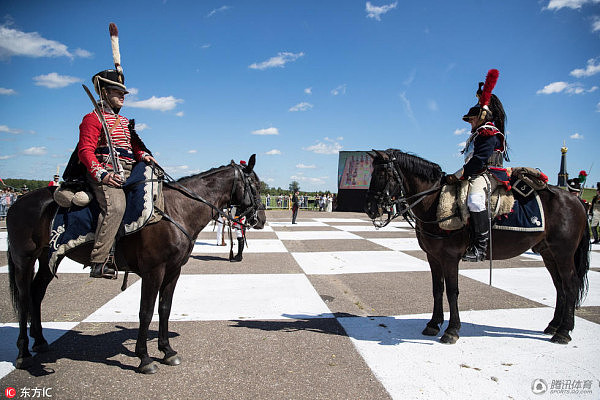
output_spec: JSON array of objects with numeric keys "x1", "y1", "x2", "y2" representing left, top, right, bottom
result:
[
  {"x1": 0, "y1": 125, "x2": 22, "y2": 134},
  {"x1": 428, "y1": 99, "x2": 438, "y2": 111},
  {"x1": 545, "y1": 0, "x2": 600, "y2": 10},
  {"x1": 366, "y1": 1, "x2": 398, "y2": 21},
  {"x1": 127, "y1": 87, "x2": 139, "y2": 96},
  {"x1": 458, "y1": 141, "x2": 466, "y2": 148},
  {"x1": 304, "y1": 87, "x2": 312, "y2": 95},
  {"x1": 135, "y1": 123, "x2": 149, "y2": 131},
  {"x1": 597, "y1": 102, "x2": 600, "y2": 112},
  {"x1": 296, "y1": 163, "x2": 316, "y2": 169},
  {"x1": 304, "y1": 138, "x2": 343, "y2": 155},
  {"x1": 0, "y1": 154, "x2": 15, "y2": 160},
  {"x1": 265, "y1": 149, "x2": 281, "y2": 155},
  {"x1": 289, "y1": 102, "x2": 313, "y2": 112},
  {"x1": 290, "y1": 175, "x2": 327, "y2": 185},
  {"x1": 249, "y1": 52, "x2": 304, "y2": 70},
  {"x1": 127, "y1": 96, "x2": 184, "y2": 111},
  {"x1": 454, "y1": 128, "x2": 468, "y2": 135},
  {"x1": 592, "y1": 16, "x2": 600, "y2": 32},
  {"x1": 252, "y1": 127, "x2": 279, "y2": 135},
  {"x1": 188, "y1": 149, "x2": 197, "y2": 154},
  {"x1": 331, "y1": 84, "x2": 347, "y2": 96},
  {"x1": 570, "y1": 133, "x2": 584, "y2": 139},
  {"x1": 570, "y1": 58, "x2": 600, "y2": 77},
  {"x1": 207, "y1": 5, "x2": 231, "y2": 18},
  {"x1": 0, "y1": 87, "x2": 16, "y2": 95},
  {"x1": 0, "y1": 24, "x2": 92, "y2": 59},
  {"x1": 22, "y1": 146, "x2": 47, "y2": 155},
  {"x1": 33, "y1": 72, "x2": 82, "y2": 89},
  {"x1": 201, "y1": 44, "x2": 211, "y2": 49},
  {"x1": 536, "y1": 81, "x2": 596, "y2": 94},
  {"x1": 176, "y1": 111, "x2": 184, "y2": 117}
]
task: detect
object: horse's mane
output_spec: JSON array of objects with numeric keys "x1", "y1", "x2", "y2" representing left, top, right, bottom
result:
[
  {"x1": 177, "y1": 163, "x2": 232, "y2": 184},
  {"x1": 385, "y1": 149, "x2": 443, "y2": 183}
]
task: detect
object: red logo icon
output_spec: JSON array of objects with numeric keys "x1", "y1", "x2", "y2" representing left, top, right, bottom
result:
[{"x1": 5, "y1": 387, "x2": 16, "y2": 399}]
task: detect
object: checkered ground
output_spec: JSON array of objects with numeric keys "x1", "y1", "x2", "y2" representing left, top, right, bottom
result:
[{"x1": 1, "y1": 211, "x2": 599, "y2": 399}]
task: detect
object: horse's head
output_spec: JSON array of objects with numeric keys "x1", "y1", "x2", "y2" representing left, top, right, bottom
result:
[
  {"x1": 230, "y1": 154, "x2": 266, "y2": 229},
  {"x1": 364, "y1": 149, "x2": 403, "y2": 221}
]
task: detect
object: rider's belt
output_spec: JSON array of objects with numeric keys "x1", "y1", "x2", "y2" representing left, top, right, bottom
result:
[{"x1": 95, "y1": 147, "x2": 135, "y2": 161}]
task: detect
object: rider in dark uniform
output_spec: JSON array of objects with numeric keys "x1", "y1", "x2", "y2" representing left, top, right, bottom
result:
[{"x1": 445, "y1": 69, "x2": 508, "y2": 262}]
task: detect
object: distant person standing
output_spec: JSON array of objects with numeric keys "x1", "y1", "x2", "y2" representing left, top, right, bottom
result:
[
  {"x1": 48, "y1": 174, "x2": 60, "y2": 187},
  {"x1": 216, "y1": 212, "x2": 226, "y2": 246},
  {"x1": 291, "y1": 191, "x2": 299, "y2": 224}
]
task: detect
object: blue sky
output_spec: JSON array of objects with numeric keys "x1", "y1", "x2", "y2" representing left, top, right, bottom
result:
[{"x1": 0, "y1": 0, "x2": 599, "y2": 192}]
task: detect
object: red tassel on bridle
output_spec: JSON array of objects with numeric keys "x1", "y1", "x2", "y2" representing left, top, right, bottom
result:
[{"x1": 479, "y1": 69, "x2": 499, "y2": 107}]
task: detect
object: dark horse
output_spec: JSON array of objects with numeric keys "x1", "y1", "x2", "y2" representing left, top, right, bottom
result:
[
  {"x1": 7, "y1": 154, "x2": 265, "y2": 374},
  {"x1": 365, "y1": 149, "x2": 590, "y2": 345}
]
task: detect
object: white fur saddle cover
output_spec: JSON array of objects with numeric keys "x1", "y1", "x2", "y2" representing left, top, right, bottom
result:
[{"x1": 437, "y1": 178, "x2": 514, "y2": 231}]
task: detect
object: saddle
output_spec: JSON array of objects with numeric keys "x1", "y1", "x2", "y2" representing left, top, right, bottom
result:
[
  {"x1": 437, "y1": 167, "x2": 548, "y2": 231},
  {"x1": 48, "y1": 162, "x2": 164, "y2": 273}
]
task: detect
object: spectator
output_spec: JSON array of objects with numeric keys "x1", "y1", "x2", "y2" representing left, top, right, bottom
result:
[
  {"x1": 266, "y1": 193, "x2": 271, "y2": 209},
  {"x1": 291, "y1": 191, "x2": 299, "y2": 224},
  {"x1": 48, "y1": 174, "x2": 60, "y2": 187}
]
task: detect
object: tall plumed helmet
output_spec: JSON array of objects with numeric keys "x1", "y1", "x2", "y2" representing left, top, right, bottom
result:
[
  {"x1": 462, "y1": 68, "x2": 506, "y2": 133},
  {"x1": 92, "y1": 23, "x2": 128, "y2": 95}
]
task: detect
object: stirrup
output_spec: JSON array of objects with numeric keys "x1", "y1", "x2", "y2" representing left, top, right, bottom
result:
[
  {"x1": 461, "y1": 246, "x2": 485, "y2": 262},
  {"x1": 90, "y1": 257, "x2": 118, "y2": 279}
]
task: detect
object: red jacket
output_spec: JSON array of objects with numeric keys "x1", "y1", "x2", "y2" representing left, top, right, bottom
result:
[{"x1": 78, "y1": 108, "x2": 147, "y2": 182}]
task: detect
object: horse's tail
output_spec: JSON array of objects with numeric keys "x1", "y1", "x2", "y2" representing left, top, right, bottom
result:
[
  {"x1": 574, "y1": 222, "x2": 591, "y2": 308},
  {"x1": 7, "y1": 241, "x2": 20, "y2": 315}
]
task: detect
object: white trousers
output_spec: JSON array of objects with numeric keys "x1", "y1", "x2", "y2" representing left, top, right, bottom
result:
[{"x1": 467, "y1": 174, "x2": 495, "y2": 212}]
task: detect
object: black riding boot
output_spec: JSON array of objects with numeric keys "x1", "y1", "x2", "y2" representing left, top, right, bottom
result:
[
  {"x1": 592, "y1": 227, "x2": 599, "y2": 244},
  {"x1": 462, "y1": 211, "x2": 489, "y2": 262},
  {"x1": 89, "y1": 261, "x2": 117, "y2": 279},
  {"x1": 230, "y1": 238, "x2": 244, "y2": 262}
]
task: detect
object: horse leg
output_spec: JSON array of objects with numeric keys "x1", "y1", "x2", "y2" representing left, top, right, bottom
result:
[
  {"x1": 440, "y1": 263, "x2": 461, "y2": 344},
  {"x1": 423, "y1": 255, "x2": 445, "y2": 336},
  {"x1": 157, "y1": 268, "x2": 182, "y2": 366},
  {"x1": 29, "y1": 251, "x2": 54, "y2": 353},
  {"x1": 135, "y1": 268, "x2": 165, "y2": 374},
  {"x1": 540, "y1": 257, "x2": 563, "y2": 335},
  {"x1": 551, "y1": 256, "x2": 579, "y2": 344},
  {"x1": 11, "y1": 254, "x2": 36, "y2": 369}
]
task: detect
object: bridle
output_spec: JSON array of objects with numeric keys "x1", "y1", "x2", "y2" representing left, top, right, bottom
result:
[
  {"x1": 368, "y1": 155, "x2": 447, "y2": 229},
  {"x1": 155, "y1": 162, "x2": 262, "y2": 241}
]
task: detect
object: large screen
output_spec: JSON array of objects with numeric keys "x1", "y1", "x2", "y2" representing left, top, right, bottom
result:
[{"x1": 337, "y1": 151, "x2": 374, "y2": 189}]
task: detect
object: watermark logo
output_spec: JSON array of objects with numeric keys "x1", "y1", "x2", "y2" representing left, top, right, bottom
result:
[
  {"x1": 4, "y1": 387, "x2": 16, "y2": 399},
  {"x1": 532, "y1": 379, "x2": 548, "y2": 395}
]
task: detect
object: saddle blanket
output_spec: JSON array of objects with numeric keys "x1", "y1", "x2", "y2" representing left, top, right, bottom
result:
[
  {"x1": 492, "y1": 191, "x2": 545, "y2": 232},
  {"x1": 48, "y1": 162, "x2": 161, "y2": 273}
]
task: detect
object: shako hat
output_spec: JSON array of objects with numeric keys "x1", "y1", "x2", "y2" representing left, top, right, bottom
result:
[{"x1": 92, "y1": 69, "x2": 128, "y2": 94}]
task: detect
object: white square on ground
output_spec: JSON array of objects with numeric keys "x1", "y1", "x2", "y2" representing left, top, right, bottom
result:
[
  {"x1": 275, "y1": 230, "x2": 363, "y2": 241},
  {"x1": 332, "y1": 225, "x2": 410, "y2": 232},
  {"x1": 313, "y1": 218, "x2": 369, "y2": 223},
  {"x1": 460, "y1": 268, "x2": 600, "y2": 307},
  {"x1": 337, "y1": 308, "x2": 600, "y2": 400},
  {"x1": 291, "y1": 251, "x2": 430, "y2": 275},
  {"x1": 0, "y1": 322, "x2": 79, "y2": 380},
  {"x1": 367, "y1": 238, "x2": 422, "y2": 251},
  {"x1": 268, "y1": 221, "x2": 328, "y2": 227},
  {"x1": 0, "y1": 232, "x2": 6, "y2": 252},
  {"x1": 192, "y1": 239, "x2": 288, "y2": 253},
  {"x1": 0, "y1": 257, "x2": 89, "y2": 274},
  {"x1": 83, "y1": 274, "x2": 333, "y2": 322}
]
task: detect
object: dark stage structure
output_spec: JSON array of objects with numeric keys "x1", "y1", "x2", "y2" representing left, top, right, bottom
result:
[{"x1": 335, "y1": 151, "x2": 374, "y2": 212}]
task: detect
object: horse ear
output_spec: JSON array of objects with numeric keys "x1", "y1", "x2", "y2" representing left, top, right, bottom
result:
[
  {"x1": 367, "y1": 151, "x2": 377, "y2": 159},
  {"x1": 373, "y1": 150, "x2": 389, "y2": 160},
  {"x1": 245, "y1": 154, "x2": 256, "y2": 172}
]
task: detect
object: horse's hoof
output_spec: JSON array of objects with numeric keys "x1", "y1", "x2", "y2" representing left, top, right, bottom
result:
[
  {"x1": 162, "y1": 354, "x2": 181, "y2": 366},
  {"x1": 32, "y1": 342, "x2": 49, "y2": 353},
  {"x1": 440, "y1": 332, "x2": 458, "y2": 344},
  {"x1": 550, "y1": 332, "x2": 571, "y2": 344},
  {"x1": 15, "y1": 357, "x2": 33, "y2": 370},
  {"x1": 137, "y1": 362, "x2": 158, "y2": 374},
  {"x1": 422, "y1": 326, "x2": 440, "y2": 336},
  {"x1": 543, "y1": 324, "x2": 558, "y2": 335}
]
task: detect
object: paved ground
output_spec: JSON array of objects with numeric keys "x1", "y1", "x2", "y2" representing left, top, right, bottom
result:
[{"x1": 0, "y1": 210, "x2": 599, "y2": 399}]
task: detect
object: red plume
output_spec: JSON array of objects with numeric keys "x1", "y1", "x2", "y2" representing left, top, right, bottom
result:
[
  {"x1": 109, "y1": 22, "x2": 118, "y2": 37},
  {"x1": 479, "y1": 69, "x2": 499, "y2": 107}
]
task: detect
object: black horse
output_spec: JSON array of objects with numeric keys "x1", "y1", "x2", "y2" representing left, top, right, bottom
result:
[
  {"x1": 365, "y1": 149, "x2": 590, "y2": 344},
  {"x1": 7, "y1": 155, "x2": 265, "y2": 373}
]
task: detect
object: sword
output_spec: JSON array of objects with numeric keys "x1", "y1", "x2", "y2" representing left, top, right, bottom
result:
[{"x1": 82, "y1": 83, "x2": 124, "y2": 181}]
